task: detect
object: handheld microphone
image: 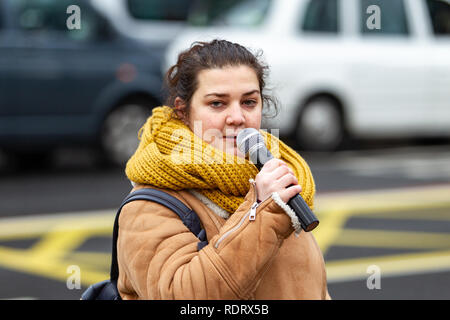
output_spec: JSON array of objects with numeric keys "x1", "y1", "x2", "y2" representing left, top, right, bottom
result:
[{"x1": 237, "y1": 128, "x2": 319, "y2": 232}]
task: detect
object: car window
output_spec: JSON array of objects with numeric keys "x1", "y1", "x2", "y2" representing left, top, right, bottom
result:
[
  {"x1": 301, "y1": 0, "x2": 339, "y2": 33},
  {"x1": 187, "y1": 0, "x2": 242, "y2": 26},
  {"x1": 127, "y1": 0, "x2": 191, "y2": 21},
  {"x1": 189, "y1": 0, "x2": 271, "y2": 27},
  {"x1": 425, "y1": 0, "x2": 450, "y2": 36},
  {"x1": 10, "y1": 0, "x2": 109, "y2": 42},
  {"x1": 360, "y1": 0, "x2": 409, "y2": 36}
]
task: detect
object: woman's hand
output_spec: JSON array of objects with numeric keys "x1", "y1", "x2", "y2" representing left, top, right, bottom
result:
[{"x1": 255, "y1": 158, "x2": 302, "y2": 203}]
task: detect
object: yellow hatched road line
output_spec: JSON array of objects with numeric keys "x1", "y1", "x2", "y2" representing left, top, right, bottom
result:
[
  {"x1": 326, "y1": 250, "x2": 450, "y2": 283},
  {"x1": 66, "y1": 252, "x2": 111, "y2": 269},
  {"x1": 314, "y1": 183, "x2": 450, "y2": 216},
  {"x1": 313, "y1": 184, "x2": 450, "y2": 282},
  {"x1": 309, "y1": 209, "x2": 351, "y2": 255},
  {"x1": 0, "y1": 184, "x2": 448, "y2": 286},
  {"x1": 0, "y1": 210, "x2": 114, "y2": 241},
  {"x1": 334, "y1": 229, "x2": 450, "y2": 249},
  {"x1": 0, "y1": 246, "x2": 109, "y2": 286},
  {"x1": 0, "y1": 210, "x2": 114, "y2": 286},
  {"x1": 29, "y1": 229, "x2": 90, "y2": 261},
  {"x1": 357, "y1": 210, "x2": 450, "y2": 221},
  {"x1": 312, "y1": 184, "x2": 450, "y2": 255}
]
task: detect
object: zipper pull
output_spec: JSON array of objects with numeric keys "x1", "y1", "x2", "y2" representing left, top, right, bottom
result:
[
  {"x1": 251, "y1": 179, "x2": 259, "y2": 204},
  {"x1": 249, "y1": 202, "x2": 258, "y2": 221}
]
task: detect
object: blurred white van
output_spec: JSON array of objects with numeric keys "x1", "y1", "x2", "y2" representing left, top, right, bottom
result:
[{"x1": 165, "y1": 0, "x2": 450, "y2": 150}]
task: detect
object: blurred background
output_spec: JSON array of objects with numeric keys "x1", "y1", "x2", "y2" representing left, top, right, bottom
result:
[{"x1": 0, "y1": 0, "x2": 449, "y2": 299}]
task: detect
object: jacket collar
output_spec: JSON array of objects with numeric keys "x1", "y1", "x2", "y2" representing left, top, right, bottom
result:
[{"x1": 187, "y1": 189, "x2": 230, "y2": 219}]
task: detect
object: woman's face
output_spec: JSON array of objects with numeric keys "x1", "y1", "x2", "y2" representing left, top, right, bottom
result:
[{"x1": 176, "y1": 65, "x2": 262, "y2": 157}]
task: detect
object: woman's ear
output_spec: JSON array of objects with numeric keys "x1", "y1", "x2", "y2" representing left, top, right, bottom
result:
[{"x1": 174, "y1": 97, "x2": 188, "y2": 125}]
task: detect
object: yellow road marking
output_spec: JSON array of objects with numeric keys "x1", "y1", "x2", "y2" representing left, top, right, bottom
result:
[
  {"x1": 0, "y1": 246, "x2": 108, "y2": 286},
  {"x1": 312, "y1": 210, "x2": 351, "y2": 255},
  {"x1": 359, "y1": 210, "x2": 450, "y2": 221},
  {"x1": 326, "y1": 250, "x2": 450, "y2": 283},
  {"x1": 313, "y1": 184, "x2": 450, "y2": 254},
  {"x1": 0, "y1": 184, "x2": 448, "y2": 287},
  {"x1": 315, "y1": 184, "x2": 450, "y2": 216},
  {"x1": 0, "y1": 210, "x2": 114, "y2": 241},
  {"x1": 65, "y1": 252, "x2": 111, "y2": 270},
  {"x1": 29, "y1": 229, "x2": 90, "y2": 260},
  {"x1": 334, "y1": 229, "x2": 450, "y2": 249},
  {"x1": 0, "y1": 211, "x2": 114, "y2": 286}
]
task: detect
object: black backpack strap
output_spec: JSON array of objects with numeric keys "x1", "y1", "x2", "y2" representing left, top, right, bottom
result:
[{"x1": 110, "y1": 188, "x2": 208, "y2": 281}]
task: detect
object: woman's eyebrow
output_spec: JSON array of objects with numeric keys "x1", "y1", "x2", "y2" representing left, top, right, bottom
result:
[
  {"x1": 204, "y1": 90, "x2": 260, "y2": 98},
  {"x1": 242, "y1": 90, "x2": 260, "y2": 96},
  {"x1": 204, "y1": 92, "x2": 228, "y2": 98}
]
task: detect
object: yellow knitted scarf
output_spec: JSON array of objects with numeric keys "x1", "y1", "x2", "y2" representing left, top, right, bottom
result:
[{"x1": 125, "y1": 106, "x2": 315, "y2": 214}]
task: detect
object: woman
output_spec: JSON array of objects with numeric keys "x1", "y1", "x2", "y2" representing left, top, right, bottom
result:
[{"x1": 118, "y1": 39, "x2": 330, "y2": 299}]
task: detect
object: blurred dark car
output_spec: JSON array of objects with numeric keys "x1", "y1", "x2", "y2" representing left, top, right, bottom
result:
[{"x1": 0, "y1": 0, "x2": 165, "y2": 166}]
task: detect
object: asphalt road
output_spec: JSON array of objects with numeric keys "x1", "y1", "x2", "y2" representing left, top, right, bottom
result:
[{"x1": 0, "y1": 141, "x2": 449, "y2": 300}]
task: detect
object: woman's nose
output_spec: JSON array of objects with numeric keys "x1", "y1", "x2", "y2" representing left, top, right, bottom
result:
[{"x1": 226, "y1": 102, "x2": 245, "y2": 126}]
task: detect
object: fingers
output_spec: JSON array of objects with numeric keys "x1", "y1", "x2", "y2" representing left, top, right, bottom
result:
[
  {"x1": 261, "y1": 159, "x2": 295, "y2": 177},
  {"x1": 266, "y1": 162, "x2": 299, "y2": 189},
  {"x1": 260, "y1": 158, "x2": 287, "y2": 173},
  {"x1": 256, "y1": 158, "x2": 302, "y2": 203},
  {"x1": 276, "y1": 170, "x2": 299, "y2": 188},
  {"x1": 279, "y1": 185, "x2": 303, "y2": 203},
  {"x1": 273, "y1": 170, "x2": 301, "y2": 202},
  {"x1": 259, "y1": 159, "x2": 300, "y2": 187},
  {"x1": 270, "y1": 165, "x2": 296, "y2": 182}
]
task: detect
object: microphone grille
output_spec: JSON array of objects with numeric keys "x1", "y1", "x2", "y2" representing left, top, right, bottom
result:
[{"x1": 237, "y1": 128, "x2": 264, "y2": 155}]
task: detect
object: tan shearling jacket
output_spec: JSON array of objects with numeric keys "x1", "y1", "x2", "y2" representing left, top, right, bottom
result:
[{"x1": 117, "y1": 180, "x2": 330, "y2": 300}]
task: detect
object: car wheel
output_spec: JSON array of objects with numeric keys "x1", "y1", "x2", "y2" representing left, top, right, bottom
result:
[
  {"x1": 296, "y1": 97, "x2": 345, "y2": 151},
  {"x1": 100, "y1": 103, "x2": 151, "y2": 167}
]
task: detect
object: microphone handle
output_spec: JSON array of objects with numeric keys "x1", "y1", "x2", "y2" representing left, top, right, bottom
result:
[{"x1": 286, "y1": 185, "x2": 319, "y2": 232}]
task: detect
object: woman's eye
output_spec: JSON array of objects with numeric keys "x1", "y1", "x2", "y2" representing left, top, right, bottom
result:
[
  {"x1": 210, "y1": 101, "x2": 224, "y2": 108},
  {"x1": 243, "y1": 100, "x2": 257, "y2": 107}
]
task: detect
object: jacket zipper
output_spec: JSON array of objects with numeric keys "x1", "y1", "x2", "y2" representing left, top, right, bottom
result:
[
  {"x1": 215, "y1": 211, "x2": 251, "y2": 248},
  {"x1": 249, "y1": 179, "x2": 259, "y2": 221},
  {"x1": 249, "y1": 202, "x2": 258, "y2": 221},
  {"x1": 214, "y1": 180, "x2": 259, "y2": 249}
]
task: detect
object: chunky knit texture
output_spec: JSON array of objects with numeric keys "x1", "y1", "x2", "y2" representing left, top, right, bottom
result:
[{"x1": 125, "y1": 106, "x2": 315, "y2": 214}]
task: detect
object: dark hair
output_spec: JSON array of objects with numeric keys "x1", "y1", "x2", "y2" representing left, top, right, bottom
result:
[{"x1": 164, "y1": 39, "x2": 279, "y2": 119}]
